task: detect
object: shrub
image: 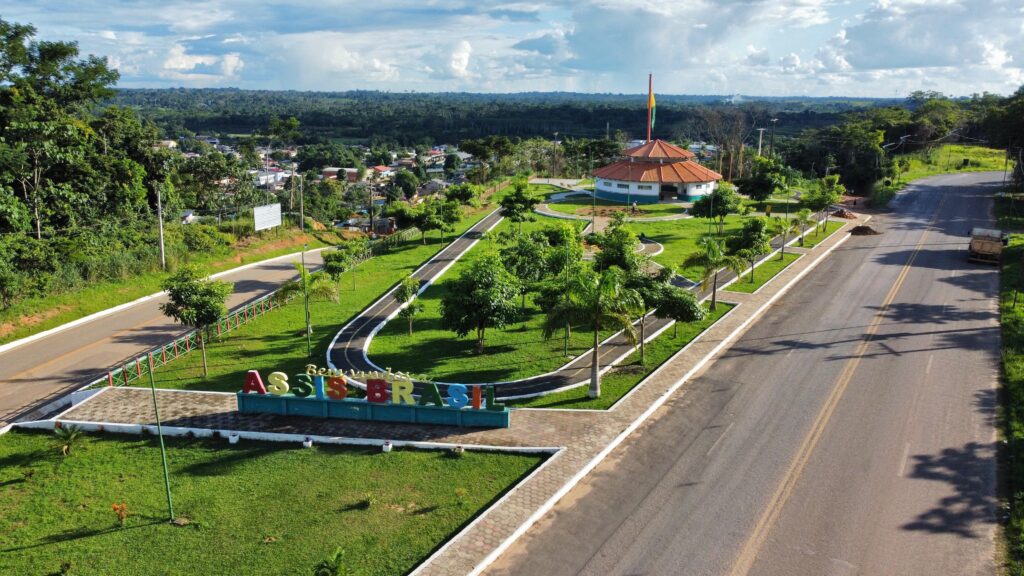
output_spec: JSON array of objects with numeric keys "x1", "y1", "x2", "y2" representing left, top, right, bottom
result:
[{"x1": 183, "y1": 224, "x2": 230, "y2": 253}]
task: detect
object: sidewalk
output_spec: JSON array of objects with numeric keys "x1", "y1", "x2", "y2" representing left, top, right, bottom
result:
[{"x1": 30, "y1": 212, "x2": 865, "y2": 576}]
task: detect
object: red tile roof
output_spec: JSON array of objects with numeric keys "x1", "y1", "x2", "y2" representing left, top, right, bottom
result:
[
  {"x1": 372, "y1": 165, "x2": 390, "y2": 172},
  {"x1": 593, "y1": 159, "x2": 722, "y2": 184},
  {"x1": 622, "y1": 139, "x2": 696, "y2": 160}
]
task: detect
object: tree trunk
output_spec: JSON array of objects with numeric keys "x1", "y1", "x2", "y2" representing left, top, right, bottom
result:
[
  {"x1": 200, "y1": 332, "x2": 209, "y2": 377},
  {"x1": 408, "y1": 316, "x2": 413, "y2": 336},
  {"x1": 588, "y1": 323, "x2": 601, "y2": 398},
  {"x1": 780, "y1": 230, "x2": 787, "y2": 260},
  {"x1": 476, "y1": 326, "x2": 485, "y2": 354},
  {"x1": 673, "y1": 321, "x2": 678, "y2": 338},
  {"x1": 711, "y1": 271, "x2": 718, "y2": 311},
  {"x1": 749, "y1": 259, "x2": 755, "y2": 283},
  {"x1": 639, "y1": 310, "x2": 647, "y2": 366}
]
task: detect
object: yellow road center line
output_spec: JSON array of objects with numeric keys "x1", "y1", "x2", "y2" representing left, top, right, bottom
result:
[{"x1": 728, "y1": 196, "x2": 945, "y2": 576}]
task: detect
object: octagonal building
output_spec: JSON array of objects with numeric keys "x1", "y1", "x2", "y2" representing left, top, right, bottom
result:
[{"x1": 592, "y1": 139, "x2": 723, "y2": 204}]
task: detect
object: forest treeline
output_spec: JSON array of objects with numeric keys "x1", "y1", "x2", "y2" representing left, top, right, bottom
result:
[{"x1": 112, "y1": 88, "x2": 883, "y2": 144}]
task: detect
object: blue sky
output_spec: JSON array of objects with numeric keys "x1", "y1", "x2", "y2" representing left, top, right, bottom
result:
[{"x1": 5, "y1": 1, "x2": 1023, "y2": 96}]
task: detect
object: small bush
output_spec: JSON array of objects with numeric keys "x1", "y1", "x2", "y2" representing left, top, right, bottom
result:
[{"x1": 183, "y1": 224, "x2": 230, "y2": 253}]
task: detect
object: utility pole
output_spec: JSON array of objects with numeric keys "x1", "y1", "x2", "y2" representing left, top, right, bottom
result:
[
  {"x1": 156, "y1": 184, "x2": 166, "y2": 270},
  {"x1": 299, "y1": 174, "x2": 305, "y2": 233},
  {"x1": 756, "y1": 128, "x2": 766, "y2": 156},
  {"x1": 769, "y1": 118, "x2": 778, "y2": 157},
  {"x1": 301, "y1": 244, "x2": 312, "y2": 357},
  {"x1": 552, "y1": 132, "x2": 559, "y2": 178}
]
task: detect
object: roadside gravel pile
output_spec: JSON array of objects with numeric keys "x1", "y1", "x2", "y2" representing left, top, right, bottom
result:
[
  {"x1": 850, "y1": 225, "x2": 882, "y2": 235},
  {"x1": 832, "y1": 208, "x2": 858, "y2": 219}
]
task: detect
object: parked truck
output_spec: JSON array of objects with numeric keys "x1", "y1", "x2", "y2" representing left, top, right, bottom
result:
[{"x1": 968, "y1": 227, "x2": 1006, "y2": 264}]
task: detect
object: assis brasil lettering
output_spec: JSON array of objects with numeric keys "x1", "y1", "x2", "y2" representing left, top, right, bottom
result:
[{"x1": 236, "y1": 365, "x2": 510, "y2": 428}]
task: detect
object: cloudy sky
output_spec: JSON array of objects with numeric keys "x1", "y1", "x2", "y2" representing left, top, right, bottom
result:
[{"x1": 6, "y1": 0, "x2": 1024, "y2": 97}]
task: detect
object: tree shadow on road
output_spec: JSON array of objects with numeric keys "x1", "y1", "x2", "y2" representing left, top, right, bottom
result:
[{"x1": 901, "y1": 441, "x2": 997, "y2": 538}]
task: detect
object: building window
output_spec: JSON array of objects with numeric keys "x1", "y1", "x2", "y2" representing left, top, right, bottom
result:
[
  {"x1": 617, "y1": 183, "x2": 629, "y2": 189},
  {"x1": 637, "y1": 185, "x2": 653, "y2": 191}
]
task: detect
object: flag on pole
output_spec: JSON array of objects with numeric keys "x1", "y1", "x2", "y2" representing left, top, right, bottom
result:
[{"x1": 648, "y1": 91, "x2": 656, "y2": 131}]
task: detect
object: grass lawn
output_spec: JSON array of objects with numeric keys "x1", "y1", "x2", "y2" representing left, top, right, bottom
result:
[
  {"x1": 510, "y1": 304, "x2": 734, "y2": 410},
  {"x1": 741, "y1": 198, "x2": 807, "y2": 215},
  {"x1": 797, "y1": 220, "x2": 845, "y2": 249},
  {"x1": 724, "y1": 252, "x2": 801, "y2": 294},
  {"x1": 545, "y1": 196, "x2": 688, "y2": 219},
  {"x1": 0, "y1": 429, "x2": 542, "y2": 576},
  {"x1": 369, "y1": 218, "x2": 611, "y2": 383},
  {"x1": 0, "y1": 229, "x2": 337, "y2": 346},
  {"x1": 872, "y1": 145, "x2": 1007, "y2": 206},
  {"x1": 626, "y1": 216, "x2": 749, "y2": 279},
  {"x1": 149, "y1": 204, "x2": 498, "y2": 393},
  {"x1": 999, "y1": 235, "x2": 1024, "y2": 574}
]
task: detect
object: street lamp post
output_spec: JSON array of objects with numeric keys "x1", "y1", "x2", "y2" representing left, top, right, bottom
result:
[
  {"x1": 301, "y1": 244, "x2": 312, "y2": 357},
  {"x1": 147, "y1": 355, "x2": 175, "y2": 523},
  {"x1": 769, "y1": 118, "x2": 779, "y2": 157}
]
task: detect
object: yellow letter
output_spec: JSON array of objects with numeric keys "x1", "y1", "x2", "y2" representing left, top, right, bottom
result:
[
  {"x1": 391, "y1": 378, "x2": 414, "y2": 405},
  {"x1": 267, "y1": 372, "x2": 290, "y2": 395}
]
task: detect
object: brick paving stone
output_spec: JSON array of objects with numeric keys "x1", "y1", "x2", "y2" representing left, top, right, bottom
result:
[{"x1": 53, "y1": 214, "x2": 862, "y2": 576}]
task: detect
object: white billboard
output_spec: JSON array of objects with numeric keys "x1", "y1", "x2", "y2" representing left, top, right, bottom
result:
[{"x1": 254, "y1": 203, "x2": 282, "y2": 231}]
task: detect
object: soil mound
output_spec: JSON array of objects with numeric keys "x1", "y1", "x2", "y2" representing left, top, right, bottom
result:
[
  {"x1": 832, "y1": 208, "x2": 857, "y2": 219},
  {"x1": 850, "y1": 225, "x2": 881, "y2": 236}
]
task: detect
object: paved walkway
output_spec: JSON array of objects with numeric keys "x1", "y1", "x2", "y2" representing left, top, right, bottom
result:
[
  {"x1": 38, "y1": 211, "x2": 863, "y2": 576},
  {"x1": 535, "y1": 201, "x2": 692, "y2": 223}
]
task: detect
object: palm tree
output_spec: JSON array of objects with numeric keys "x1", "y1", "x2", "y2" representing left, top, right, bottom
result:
[
  {"x1": 53, "y1": 424, "x2": 84, "y2": 456},
  {"x1": 278, "y1": 262, "x2": 339, "y2": 304},
  {"x1": 682, "y1": 236, "x2": 743, "y2": 311},
  {"x1": 543, "y1": 266, "x2": 642, "y2": 398},
  {"x1": 793, "y1": 208, "x2": 814, "y2": 246},
  {"x1": 772, "y1": 216, "x2": 799, "y2": 259},
  {"x1": 277, "y1": 263, "x2": 338, "y2": 335}
]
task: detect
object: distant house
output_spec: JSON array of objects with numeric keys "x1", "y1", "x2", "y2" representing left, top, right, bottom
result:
[
  {"x1": 156, "y1": 139, "x2": 177, "y2": 149},
  {"x1": 372, "y1": 165, "x2": 394, "y2": 179},
  {"x1": 322, "y1": 167, "x2": 341, "y2": 180},
  {"x1": 180, "y1": 210, "x2": 197, "y2": 225},
  {"x1": 417, "y1": 179, "x2": 447, "y2": 197},
  {"x1": 342, "y1": 168, "x2": 361, "y2": 182}
]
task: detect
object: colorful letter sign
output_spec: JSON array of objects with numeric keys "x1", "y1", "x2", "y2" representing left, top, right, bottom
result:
[{"x1": 236, "y1": 365, "x2": 510, "y2": 428}]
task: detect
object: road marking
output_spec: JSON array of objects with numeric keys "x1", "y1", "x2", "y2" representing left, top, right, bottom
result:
[
  {"x1": 728, "y1": 194, "x2": 945, "y2": 576},
  {"x1": 925, "y1": 354, "x2": 934, "y2": 375},
  {"x1": 897, "y1": 442, "x2": 912, "y2": 477},
  {"x1": 706, "y1": 422, "x2": 735, "y2": 457}
]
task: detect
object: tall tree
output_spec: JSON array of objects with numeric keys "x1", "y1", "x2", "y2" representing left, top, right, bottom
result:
[
  {"x1": 682, "y1": 236, "x2": 743, "y2": 311},
  {"x1": 499, "y1": 178, "x2": 539, "y2": 232},
  {"x1": 394, "y1": 276, "x2": 423, "y2": 336},
  {"x1": 440, "y1": 254, "x2": 521, "y2": 354},
  {"x1": 159, "y1": 265, "x2": 233, "y2": 377},
  {"x1": 690, "y1": 182, "x2": 740, "y2": 234},
  {"x1": 543, "y1": 266, "x2": 642, "y2": 398},
  {"x1": 500, "y1": 234, "x2": 547, "y2": 310}
]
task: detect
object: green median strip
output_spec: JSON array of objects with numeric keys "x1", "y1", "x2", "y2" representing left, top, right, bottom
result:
[
  {"x1": 0, "y1": 429, "x2": 542, "y2": 576},
  {"x1": 724, "y1": 252, "x2": 801, "y2": 294},
  {"x1": 510, "y1": 303, "x2": 734, "y2": 410},
  {"x1": 797, "y1": 220, "x2": 844, "y2": 249}
]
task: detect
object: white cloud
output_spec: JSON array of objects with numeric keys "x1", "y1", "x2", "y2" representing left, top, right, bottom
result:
[
  {"x1": 163, "y1": 43, "x2": 217, "y2": 72},
  {"x1": 4, "y1": 0, "x2": 1022, "y2": 95},
  {"x1": 448, "y1": 41, "x2": 473, "y2": 78},
  {"x1": 221, "y1": 52, "x2": 244, "y2": 77}
]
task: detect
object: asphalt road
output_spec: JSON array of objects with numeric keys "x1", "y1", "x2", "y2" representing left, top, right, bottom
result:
[
  {"x1": 488, "y1": 171, "x2": 999, "y2": 576},
  {"x1": 0, "y1": 249, "x2": 325, "y2": 424}
]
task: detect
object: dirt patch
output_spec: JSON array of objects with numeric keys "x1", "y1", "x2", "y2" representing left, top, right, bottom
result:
[
  {"x1": 0, "y1": 305, "x2": 72, "y2": 339},
  {"x1": 831, "y1": 208, "x2": 858, "y2": 219},
  {"x1": 850, "y1": 225, "x2": 882, "y2": 235}
]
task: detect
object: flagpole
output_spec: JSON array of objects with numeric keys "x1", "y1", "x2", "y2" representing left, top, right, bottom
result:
[{"x1": 647, "y1": 73, "x2": 652, "y2": 143}]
